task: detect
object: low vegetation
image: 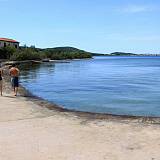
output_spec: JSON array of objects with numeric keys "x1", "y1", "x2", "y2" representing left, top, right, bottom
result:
[
  {"x1": 42, "y1": 47, "x2": 92, "y2": 60},
  {"x1": 109, "y1": 52, "x2": 137, "y2": 56},
  {"x1": 92, "y1": 52, "x2": 137, "y2": 56},
  {"x1": 0, "y1": 46, "x2": 140, "y2": 61},
  {"x1": 0, "y1": 46, "x2": 92, "y2": 61},
  {"x1": 0, "y1": 46, "x2": 16, "y2": 59}
]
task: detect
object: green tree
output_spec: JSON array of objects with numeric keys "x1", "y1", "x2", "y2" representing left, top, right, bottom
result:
[{"x1": 0, "y1": 46, "x2": 16, "y2": 59}]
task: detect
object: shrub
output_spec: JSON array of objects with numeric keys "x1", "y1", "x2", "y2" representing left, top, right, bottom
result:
[
  {"x1": 10, "y1": 48, "x2": 41, "y2": 61},
  {"x1": 0, "y1": 46, "x2": 16, "y2": 59},
  {"x1": 1, "y1": 45, "x2": 92, "y2": 61}
]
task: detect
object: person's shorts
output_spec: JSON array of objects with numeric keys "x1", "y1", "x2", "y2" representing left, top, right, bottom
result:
[{"x1": 11, "y1": 77, "x2": 19, "y2": 87}]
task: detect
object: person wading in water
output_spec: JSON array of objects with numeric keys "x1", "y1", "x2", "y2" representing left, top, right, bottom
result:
[{"x1": 9, "y1": 64, "x2": 20, "y2": 96}]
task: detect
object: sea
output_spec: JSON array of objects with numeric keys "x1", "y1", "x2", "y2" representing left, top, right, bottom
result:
[{"x1": 20, "y1": 56, "x2": 160, "y2": 117}]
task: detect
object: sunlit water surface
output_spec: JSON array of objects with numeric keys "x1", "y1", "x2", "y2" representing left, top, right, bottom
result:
[{"x1": 20, "y1": 56, "x2": 160, "y2": 117}]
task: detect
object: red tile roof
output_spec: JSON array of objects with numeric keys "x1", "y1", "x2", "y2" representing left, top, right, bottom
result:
[{"x1": 0, "y1": 38, "x2": 19, "y2": 43}]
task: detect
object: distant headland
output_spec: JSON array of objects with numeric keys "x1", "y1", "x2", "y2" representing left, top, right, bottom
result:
[{"x1": 92, "y1": 52, "x2": 160, "y2": 56}]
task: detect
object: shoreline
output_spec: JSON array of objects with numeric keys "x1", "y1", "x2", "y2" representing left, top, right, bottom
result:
[
  {"x1": 2, "y1": 60, "x2": 160, "y2": 124},
  {"x1": 1, "y1": 67, "x2": 160, "y2": 159},
  {"x1": 19, "y1": 81, "x2": 160, "y2": 125},
  {"x1": 2, "y1": 57, "x2": 93, "y2": 66}
]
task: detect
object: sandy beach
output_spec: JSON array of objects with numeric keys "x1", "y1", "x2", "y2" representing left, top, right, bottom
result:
[{"x1": 0, "y1": 80, "x2": 160, "y2": 160}]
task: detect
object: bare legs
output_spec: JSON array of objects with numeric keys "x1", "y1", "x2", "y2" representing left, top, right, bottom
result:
[
  {"x1": 14, "y1": 87, "x2": 18, "y2": 96},
  {"x1": 11, "y1": 77, "x2": 19, "y2": 97},
  {"x1": 0, "y1": 81, "x2": 2, "y2": 96},
  {"x1": 13, "y1": 86, "x2": 18, "y2": 96}
]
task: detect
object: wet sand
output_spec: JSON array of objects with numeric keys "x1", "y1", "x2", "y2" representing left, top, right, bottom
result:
[{"x1": 0, "y1": 80, "x2": 160, "y2": 160}]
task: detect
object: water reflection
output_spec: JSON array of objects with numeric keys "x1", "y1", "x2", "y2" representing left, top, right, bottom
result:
[
  {"x1": 20, "y1": 62, "x2": 55, "y2": 82},
  {"x1": 20, "y1": 57, "x2": 160, "y2": 116}
]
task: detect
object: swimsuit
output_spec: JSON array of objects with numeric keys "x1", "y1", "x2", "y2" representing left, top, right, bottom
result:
[{"x1": 11, "y1": 77, "x2": 19, "y2": 87}]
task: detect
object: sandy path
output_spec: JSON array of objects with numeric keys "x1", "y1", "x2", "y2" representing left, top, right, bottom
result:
[{"x1": 0, "y1": 93, "x2": 160, "y2": 160}]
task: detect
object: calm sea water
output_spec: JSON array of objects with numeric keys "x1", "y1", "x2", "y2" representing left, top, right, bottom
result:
[{"x1": 20, "y1": 56, "x2": 160, "y2": 117}]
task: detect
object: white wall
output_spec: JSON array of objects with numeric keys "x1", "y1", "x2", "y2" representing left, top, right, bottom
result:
[{"x1": 0, "y1": 41, "x2": 19, "y2": 49}]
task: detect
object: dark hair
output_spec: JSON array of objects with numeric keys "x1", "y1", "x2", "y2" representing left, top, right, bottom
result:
[{"x1": 12, "y1": 64, "x2": 16, "y2": 67}]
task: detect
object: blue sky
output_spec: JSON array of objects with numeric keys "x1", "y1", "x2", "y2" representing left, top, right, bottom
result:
[{"x1": 0, "y1": 0, "x2": 160, "y2": 54}]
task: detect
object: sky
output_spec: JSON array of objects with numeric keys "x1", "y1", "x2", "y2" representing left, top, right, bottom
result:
[{"x1": 0, "y1": 0, "x2": 160, "y2": 54}]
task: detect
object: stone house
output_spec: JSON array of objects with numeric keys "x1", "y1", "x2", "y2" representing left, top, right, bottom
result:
[{"x1": 0, "y1": 38, "x2": 19, "y2": 49}]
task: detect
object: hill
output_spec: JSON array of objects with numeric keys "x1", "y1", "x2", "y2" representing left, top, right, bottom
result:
[
  {"x1": 91, "y1": 52, "x2": 137, "y2": 56},
  {"x1": 109, "y1": 52, "x2": 137, "y2": 56},
  {"x1": 41, "y1": 47, "x2": 92, "y2": 60},
  {"x1": 0, "y1": 46, "x2": 93, "y2": 61}
]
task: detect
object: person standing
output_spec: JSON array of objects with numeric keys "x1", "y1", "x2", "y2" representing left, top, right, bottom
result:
[
  {"x1": 9, "y1": 64, "x2": 20, "y2": 96},
  {"x1": 0, "y1": 67, "x2": 3, "y2": 96}
]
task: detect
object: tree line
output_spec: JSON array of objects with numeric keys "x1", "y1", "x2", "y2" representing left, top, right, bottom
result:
[{"x1": 0, "y1": 46, "x2": 92, "y2": 61}]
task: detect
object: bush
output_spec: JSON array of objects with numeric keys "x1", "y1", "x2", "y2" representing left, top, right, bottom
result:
[
  {"x1": 43, "y1": 48, "x2": 92, "y2": 60},
  {"x1": 1, "y1": 45, "x2": 92, "y2": 61},
  {"x1": 0, "y1": 46, "x2": 16, "y2": 59},
  {"x1": 10, "y1": 48, "x2": 42, "y2": 61}
]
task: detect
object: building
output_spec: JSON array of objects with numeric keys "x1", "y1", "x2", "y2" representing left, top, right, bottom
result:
[{"x1": 0, "y1": 38, "x2": 19, "y2": 49}]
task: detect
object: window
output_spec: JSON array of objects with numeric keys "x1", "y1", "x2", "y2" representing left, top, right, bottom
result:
[{"x1": 15, "y1": 44, "x2": 18, "y2": 48}]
